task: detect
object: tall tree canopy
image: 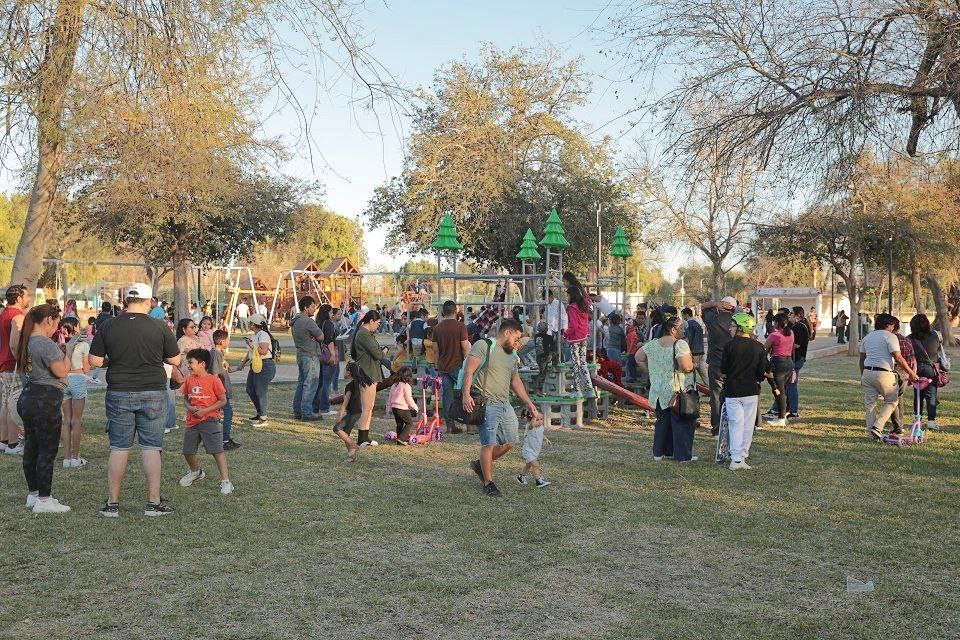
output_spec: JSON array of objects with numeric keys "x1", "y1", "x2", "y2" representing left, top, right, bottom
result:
[
  {"x1": 365, "y1": 46, "x2": 641, "y2": 273},
  {"x1": 1, "y1": 0, "x2": 395, "y2": 290},
  {"x1": 606, "y1": 0, "x2": 960, "y2": 171}
]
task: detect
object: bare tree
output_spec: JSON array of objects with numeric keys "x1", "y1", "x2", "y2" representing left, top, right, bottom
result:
[
  {"x1": 0, "y1": 0, "x2": 400, "y2": 291},
  {"x1": 605, "y1": 0, "x2": 960, "y2": 168},
  {"x1": 637, "y1": 139, "x2": 764, "y2": 301}
]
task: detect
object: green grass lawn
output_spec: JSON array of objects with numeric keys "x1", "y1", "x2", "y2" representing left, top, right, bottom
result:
[{"x1": 2, "y1": 354, "x2": 958, "y2": 639}]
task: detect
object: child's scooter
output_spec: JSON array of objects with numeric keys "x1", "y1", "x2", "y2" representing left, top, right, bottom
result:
[
  {"x1": 881, "y1": 377, "x2": 931, "y2": 446},
  {"x1": 383, "y1": 375, "x2": 444, "y2": 445}
]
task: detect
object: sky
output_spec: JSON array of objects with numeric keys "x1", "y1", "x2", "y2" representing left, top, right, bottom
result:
[{"x1": 259, "y1": 0, "x2": 671, "y2": 271}]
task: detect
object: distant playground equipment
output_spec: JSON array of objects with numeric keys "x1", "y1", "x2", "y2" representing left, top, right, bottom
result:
[
  {"x1": 881, "y1": 378, "x2": 931, "y2": 446},
  {"x1": 267, "y1": 257, "x2": 363, "y2": 323}
]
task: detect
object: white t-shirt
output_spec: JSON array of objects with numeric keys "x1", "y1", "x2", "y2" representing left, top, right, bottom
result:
[
  {"x1": 256, "y1": 303, "x2": 268, "y2": 316},
  {"x1": 68, "y1": 338, "x2": 89, "y2": 371},
  {"x1": 860, "y1": 329, "x2": 900, "y2": 371},
  {"x1": 236, "y1": 303, "x2": 250, "y2": 318},
  {"x1": 249, "y1": 329, "x2": 273, "y2": 359}
]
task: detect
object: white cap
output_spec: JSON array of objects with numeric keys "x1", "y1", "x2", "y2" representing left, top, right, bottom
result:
[
  {"x1": 126, "y1": 283, "x2": 152, "y2": 299},
  {"x1": 247, "y1": 313, "x2": 267, "y2": 326},
  {"x1": 720, "y1": 296, "x2": 737, "y2": 307}
]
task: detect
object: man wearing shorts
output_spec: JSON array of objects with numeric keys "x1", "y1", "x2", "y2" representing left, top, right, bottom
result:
[
  {"x1": 0, "y1": 284, "x2": 31, "y2": 455},
  {"x1": 89, "y1": 283, "x2": 181, "y2": 517},
  {"x1": 461, "y1": 318, "x2": 542, "y2": 497}
]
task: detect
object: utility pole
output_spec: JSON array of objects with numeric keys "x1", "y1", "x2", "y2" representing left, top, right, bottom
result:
[{"x1": 887, "y1": 235, "x2": 894, "y2": 314}]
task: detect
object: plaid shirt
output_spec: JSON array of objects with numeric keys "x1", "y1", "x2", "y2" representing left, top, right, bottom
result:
[{"x1": 896, "y1": 333, "x2": 916, "y2": 372}]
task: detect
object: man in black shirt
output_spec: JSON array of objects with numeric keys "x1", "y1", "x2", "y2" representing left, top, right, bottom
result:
[
  {"x1": 702, "y1": 296, "x2": 738, "y2": 436},
  {"x1": 89, "y1": 283, "x2": 181, "y2": 517}
]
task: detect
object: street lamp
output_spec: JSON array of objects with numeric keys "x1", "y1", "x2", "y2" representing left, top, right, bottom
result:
[{"x1": 887, "y1": 235, "x2": 894, "y2": 314}]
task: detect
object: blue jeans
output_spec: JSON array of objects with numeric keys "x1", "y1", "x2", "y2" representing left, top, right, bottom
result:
[
  {"x1": 606, "y1": 347, "x2": 622, "y2": 362},
  {"x1": 625, "y1": 355, "x2": 638, "y2": 382},
  {"x1": 293, "y1": 353, "x2": 322, "y2": 417},
  {"x1": 786, "y1": 357, "x2": 805, "y2": 414},
  {"x1": 917, "y1": 363, "x2": 939, "y2": 420},
  {"x1": 653, "y1": 406, "x2": 696, "y2": 461},
  {"x1": 313, "y1": 362, "x2": 339, "y2": 413},
  {"x1": 246, "y1": 359, "x2": 277, "y2": 418},
  {"x1": 222, "y1": 398, "x2": 233, "y2": 441},
  {"x1": 439, "y1": 369, "x2": 459, "y2": 428},
  {"x1": 105, "y1": 389, "x2": 168, "y2": 451}
]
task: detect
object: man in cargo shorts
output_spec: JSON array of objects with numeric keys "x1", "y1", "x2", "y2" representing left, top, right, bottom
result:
[
  {"x1": 461, "y1": 318, "x2": 541, "y2": 498},
  {"x1": 89, "y1": 283, "x2": 181, "y2": 517},
  {"x1": 0, "y1": 284, "x2": 30, "y2": 455}
]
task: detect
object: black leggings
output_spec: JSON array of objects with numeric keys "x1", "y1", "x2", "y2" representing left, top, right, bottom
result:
[
  {"x1": 771, "y1": 356, "x2": 793, "y2": 419},
  {"x1": 392, "y1": 408, "x2": 417, "y2": 442},
  {"x1": 18, "y1": 383, "x2": 64, "y2": 497}
]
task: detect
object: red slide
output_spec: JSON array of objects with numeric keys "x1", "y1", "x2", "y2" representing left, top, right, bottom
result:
[
  {"x1": 591, "y1": 375, "x2": 654, "y2": 412},
  {"x1": 590, "y1": 378, "x2": 712, "y2": 413}
]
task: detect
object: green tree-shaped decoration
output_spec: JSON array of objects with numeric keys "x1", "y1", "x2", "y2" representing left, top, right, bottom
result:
[
  {"x1": 431, "y1": 213, "x2": 463, "y2": 251},
  {"x1": 610, "y1": 225, "x2": 633, "y2": 258},
  {"x1": 516, "y1": 228, "x2": 542, "y2": 260},
  {"x1": 539, "y1": 208, "x2": 570, "y2": 248}
]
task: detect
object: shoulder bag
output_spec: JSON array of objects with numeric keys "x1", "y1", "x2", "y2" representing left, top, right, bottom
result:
[
  {"x1": 913, "y1": 337, "x2": 949, "y2": 388},
  {"x1": 453, "y1": 339, "x2": 492, "y2": 425},
  {"x1": 669, "y1": 340, "x2": 700, "y2": 419}
]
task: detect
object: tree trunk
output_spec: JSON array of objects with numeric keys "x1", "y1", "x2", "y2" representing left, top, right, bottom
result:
[
  {"x1": 926, "y1": 273, "x2": 954, "y2": 346},
  {"x1": 711, "y1": 260, "x2": 724, "y2": 301},
  {"x1": 910, "y1": 258, "x2": 924, "y2": 313},
  {"x1": 9, "y1": 0, "x2": 87, "y2": 290},
  {"x1": 173, "y1": 261, "x2": 191, "y2": 323},
  {"x1": 841, "y1": 270, "x2": 860, "y2": 356}
]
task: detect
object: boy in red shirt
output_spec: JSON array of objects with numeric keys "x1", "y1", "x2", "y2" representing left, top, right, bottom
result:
[{"x1": 178, "y1": 348, "x2": 233, "y2": 494}]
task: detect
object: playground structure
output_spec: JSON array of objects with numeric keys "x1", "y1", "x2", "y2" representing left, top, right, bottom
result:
[{"x1": 267, "y1": 257, "x2": 363, "y2": 324}]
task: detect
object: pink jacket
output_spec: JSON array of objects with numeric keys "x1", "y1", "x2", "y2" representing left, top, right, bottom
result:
[
  {"x1": 388, "y1": 381, "x2": 418, "y2": 411},
  {"x1": 565, "y1": 302, "x2": 592, "y2": 343}
]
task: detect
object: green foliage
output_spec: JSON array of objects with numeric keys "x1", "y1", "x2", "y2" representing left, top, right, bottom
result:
[
  {"x1": 365, "y1": 46, "x2": 640, "y2": 272},
  {"x1": 0, "y1": 194, "x2": 26, "y2": 283},
  {"x1": 400, "y1": 258, "x2": 438, "y2": 275}
]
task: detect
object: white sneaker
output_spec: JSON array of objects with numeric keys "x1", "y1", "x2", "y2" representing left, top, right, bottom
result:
[
  {"x1": 25, "y1": 492, "x2": 38, "y2": 508},
  {"x1": 63, "y1": 458, "x2": 75, "y2": 468},
  {"x1": 74, "y1": 458, "x2": 87, "y2": 468},
  {"x1": 729, "y1": 460, "x2": 752, "y2": 470},
  {"x1": 927, "y1": 420, "x2": 939, "y2": 431},
  {"x1": 32, "y1": 497, "x2": 71, "y2": 514},
  {"x1": 220, "y1": 480, "x2": 234, "y2": 495},
  {"x1": 653, "y1": 455, "x2": 664, "y2": 462},
  {"x1": 164, "y1": 427, "x2": 172, "y2": 434},
  {"x1": 320, "y1": 410, "x2": 338, "y2": 417},
  {"x1": 764, "y1": 418, "x2": 787, "y2": 427},
  {"x1": 516, "y1": 474, "x2": 529, "y2": 485},
  {"x1": 179, "y1": 468, "x2": 206, "y2": 487},
  {"x1": 360, "y1": 440, "x2": 378, "y2": 447},
  {"x1": 4, "y1": 441, "x2": 23, "y2": 455}
]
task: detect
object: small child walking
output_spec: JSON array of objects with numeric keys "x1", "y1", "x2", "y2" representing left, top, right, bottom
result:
[
  {"x1": 178, "y1": 348, "x2": 234, "y2": 494},
  {"x1": 422, "y1": 326, "x2": 438, "y2": 376},
  {"x1": 60, "y1": 317, "x2": 89, "y2": 468},
  {"x1": 388, "y1": 367, "x2": 419, "y2": 445},
  {"x1": 210, "y1": 329, "x2": 243, "y2": 450},
  {"x1": 517, "y1": 410, "x2": 551, "y2": 488},
  {"x1": 333, "y1": 362, "x2": 366, "y2": 461}
]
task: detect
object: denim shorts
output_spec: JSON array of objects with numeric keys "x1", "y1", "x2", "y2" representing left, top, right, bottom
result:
[
  {"x1": 64, "y1": 373, "x2": 88, "y2": 400},
  {"x1": 105, "y1": 389, "x2": 167, "y2": 451},
  {"x1": 479, "y1": 399, "x2": 520, "y2": 447}
]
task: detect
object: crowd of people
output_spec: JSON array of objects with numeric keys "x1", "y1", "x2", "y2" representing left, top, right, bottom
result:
[{"x1": 0, "y1": 272, "x2": 951, "y2": 510}]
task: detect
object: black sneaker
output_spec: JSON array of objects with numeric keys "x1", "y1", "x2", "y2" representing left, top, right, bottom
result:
[
  {"x1": 144, "y1": 500, "x2": 175, "y2": 517},
  {"x1": 483, "y1": 482, "x2": 502, "y2": 497},
  {"x1": 470, "y1": 459, "x2": 483, "y2": 481},
  {"x1": 787, "y1": 413, "x2": 800, "y2": 421},
  {"x1": 99, "y1": 501, "x2": 119, "y2": 518},
  {"x1": 223, "y1": 439, "x2": 241, "y2": 450},
  {"x1": 869, "y1": 426, "x2": 883, "y2": 440}
]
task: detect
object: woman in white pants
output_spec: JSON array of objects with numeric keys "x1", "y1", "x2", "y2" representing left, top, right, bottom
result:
[{"x1": 720, "y1": 312, "x2": 770, "y2": 470}]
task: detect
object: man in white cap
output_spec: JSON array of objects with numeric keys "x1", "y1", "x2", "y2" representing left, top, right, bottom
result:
[
  {"x1": 701, "y1": 296, "x2": 738, "y2": 436},
  {"x1": 89, "y1": 283, "x2": 181, "y2": 517}
]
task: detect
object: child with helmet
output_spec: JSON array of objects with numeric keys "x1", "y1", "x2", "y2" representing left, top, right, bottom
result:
[{"x1": 719, "y1": 312, "x2": 771, "y2": 470}]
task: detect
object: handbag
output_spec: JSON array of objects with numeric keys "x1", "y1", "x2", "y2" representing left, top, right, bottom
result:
[
  {"x1": 251, "y1": 341, "x2": 263, "y2": 373},
  {"x1": 453, "y1": 339, "x2": 492, "y2": 425},
  {"x1": 913, "y1": 337, "x2": 949, "y2": 388},
  {"x1": 669, "y1": 340, "x2": 700, "y2": 419}
]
